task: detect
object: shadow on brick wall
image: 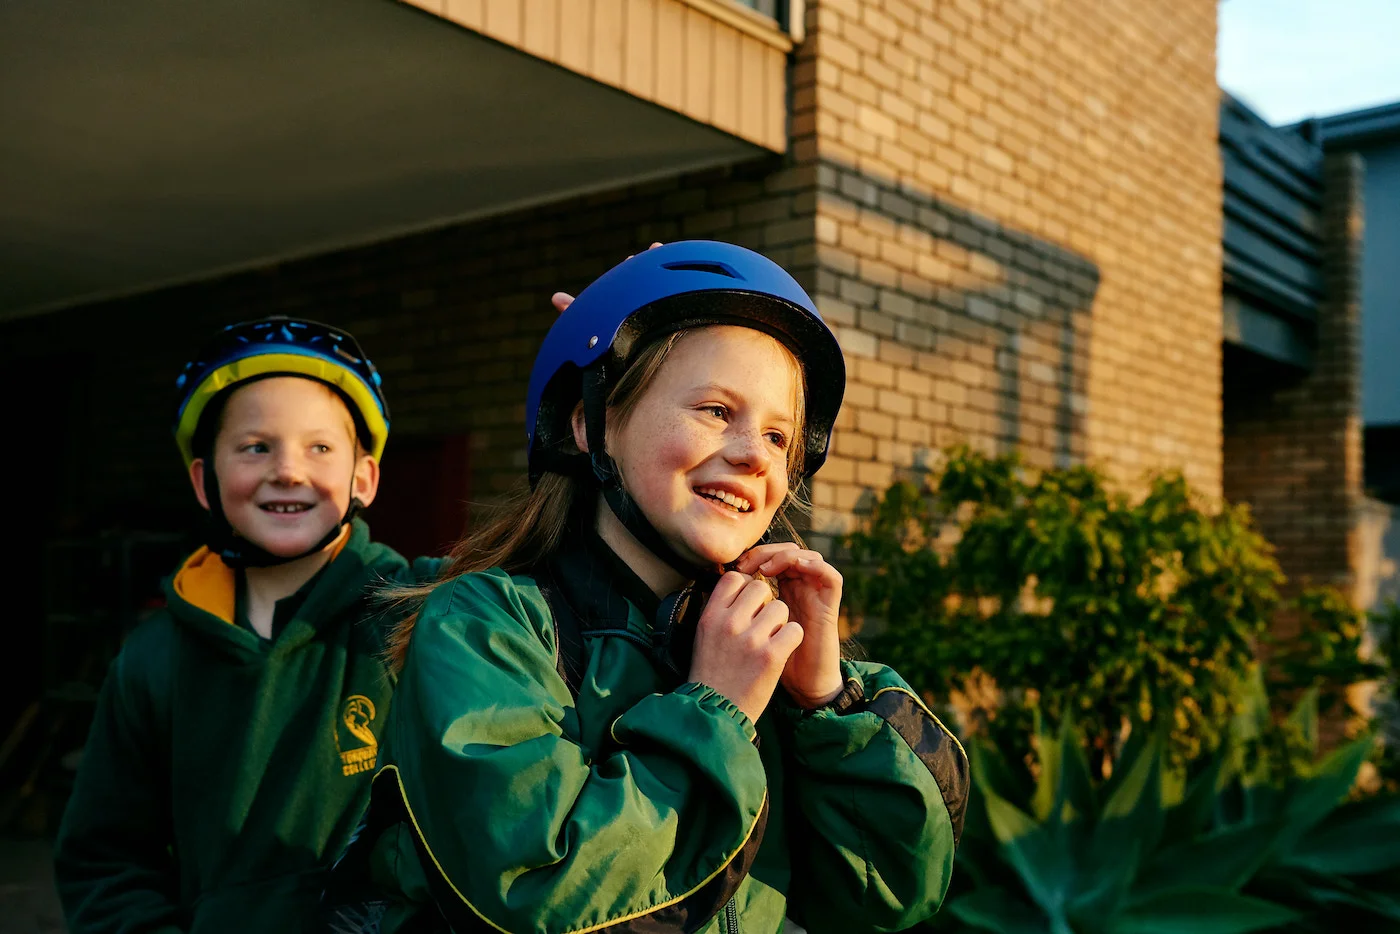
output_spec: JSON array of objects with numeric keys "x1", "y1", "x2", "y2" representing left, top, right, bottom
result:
[{"x1": 815, "y1": 157, "x2": 1101, "y2": 480}]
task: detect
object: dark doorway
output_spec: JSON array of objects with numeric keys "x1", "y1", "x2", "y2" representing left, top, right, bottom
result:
[{"x1": 364, "y1": 433, "x2": 472, "y2": 561}]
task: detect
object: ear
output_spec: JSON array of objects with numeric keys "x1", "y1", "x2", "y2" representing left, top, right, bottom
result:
[
  {"x1": 352, "y1": 453, "x2": 381, "y2": 509},
  {"x1": 189, "y1": 458, "x2": 213, "y2": 512},
  {"x1": 569, "y1": 401, "x2": 589, "y2": 455}
]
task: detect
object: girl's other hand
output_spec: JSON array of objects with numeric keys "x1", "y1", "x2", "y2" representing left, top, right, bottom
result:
[
  {"x1": 688, "y1": 571, "x2": 804, "y2": 723},
  {"x1": 732, "y1": 544, "x2": 844, "y2": 709},
  {"x1": 552, "y1": 243, "x2": 665, "y2": 313}
]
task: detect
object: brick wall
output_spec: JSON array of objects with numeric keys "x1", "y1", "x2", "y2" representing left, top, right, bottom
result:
[
  {"x1": 0, "y1": 0, "x2": 1225, "y2": 546},
  {"x1": 801, "y1": 0, "x2": 1224, "y2": 538},
  {"x1": 1223, "y1": 153, "x2": 1366, "y2": 604}
]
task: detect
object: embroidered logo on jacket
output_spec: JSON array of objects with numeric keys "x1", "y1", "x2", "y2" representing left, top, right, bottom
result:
[{"x1": 335, "y1": 694, "x2": 378, "y2": 776}]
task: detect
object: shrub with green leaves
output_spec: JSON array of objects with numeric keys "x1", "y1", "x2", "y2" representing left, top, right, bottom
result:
[
  {"x1": 844, "y1": 447, "x2": 1283, "y2": 768},
  {"x1": 934, "y1": 679, "x2": 1400, "y2": 934}
]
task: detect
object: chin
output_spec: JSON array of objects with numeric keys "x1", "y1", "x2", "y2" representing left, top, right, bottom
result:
[
  {"x1": 237, "y1": 524, "x2": 337, "y2": 559},
  {"x1": 679, "y1": 536, "x2": 749, "y2": 568}
]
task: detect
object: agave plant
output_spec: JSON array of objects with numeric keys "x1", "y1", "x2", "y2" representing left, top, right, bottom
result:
[{"x1": 935, "y1": 678, "x2": 1400, "y2": 934}]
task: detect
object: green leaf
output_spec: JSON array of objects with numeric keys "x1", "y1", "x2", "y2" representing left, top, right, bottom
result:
[
  {"x1": 1094, "y1": 730, "x2": 1164, "y2": 864},
  {"x1": 1135, "y1": 821, "x2": 1284, "y2": 895},
  {"x1": 1284, "y1": 687, "x2": 1319, "y2": 760},
  {"x1": 1031, "y1": 710, "x2": 1060, "y2": 823},
  {"x1": 1065, "y1": 841, "x2": 1139, "y2": 934},
  {"x1": 1257, "y1": 865, "x2": 1400, "y2": 921},
  {"x1": 981, "y1": 786, "x2": 1073, "y2": 924},
  {"x1": 1281, "y1": 794, "x2": 1400, "y2": 876},
  {"x1": 1103, "y1": 723, "x2": 1150, "y2": 805},
  {"x1": 1112, "y1": 887, "x2": 1299, "y2": 934},
  {"x1": 1032, "y1": 716, "x2": 1096, "y2": 826},
  {"x1": 1274, "y1": 736, "x2": 1374, "y2": 852},
  {"x1": 1162, "y1": 754, "x2": 1224, "y2": 845},
  {"x1": 946, "y1": 888, "x2": 1054, "y2": 934},
  {"x1": 1058, "y1": 718, "x2": 1098, "y2": 823},
  {"x1": 973, "y1": 738, "x2": 1033, "y2": 806},
  {"x1": 1159, "y1": 761, "x2": 1187, "y2": 811}
]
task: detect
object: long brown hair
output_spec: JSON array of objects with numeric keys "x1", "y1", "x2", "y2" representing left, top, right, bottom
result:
[{"x1": 384, "y1": 328, "x2": 808, "y2": 671}]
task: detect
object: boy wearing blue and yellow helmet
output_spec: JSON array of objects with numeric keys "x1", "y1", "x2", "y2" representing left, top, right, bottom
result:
[{"x1": 54, "y1": 317, "x2": 441, "y2": 934}]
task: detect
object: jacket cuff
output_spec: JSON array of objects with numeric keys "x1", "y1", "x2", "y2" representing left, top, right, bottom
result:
[
  {"x1": 776, "y1": 660, "x2": 868, "y2": 723},
  {"x1": 674, "y1": 682, "x2": 758, "y2": 744}
]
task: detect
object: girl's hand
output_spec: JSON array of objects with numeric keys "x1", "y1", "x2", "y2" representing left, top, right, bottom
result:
[
  {"x1": 552, "y1": 243, "x2": 665, "y2": 312},
  {"x1": 732, "y1": 544, "x2": 844, "y2": 709},
  {"x1": 688, "y1": 571, "x2": 804, "y2": 723}
]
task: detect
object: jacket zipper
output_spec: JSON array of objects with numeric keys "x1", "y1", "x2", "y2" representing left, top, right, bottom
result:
[{"x1": 722, "y1": 896, "x2": 739, "y2": 934}]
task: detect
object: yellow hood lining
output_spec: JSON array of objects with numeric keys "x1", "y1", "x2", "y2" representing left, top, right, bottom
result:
[{"x1": 173, "y1": 524, "x2": 353, "y2": 624}]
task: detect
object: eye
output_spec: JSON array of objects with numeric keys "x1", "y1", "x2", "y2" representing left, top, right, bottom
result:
[
  {"x1": 312, "y1": 443, "x2": 332, "y2": 454},
  {"x1": 701, "y1": 404, "x2": 729, "y2": 420},
  {"x1": 240, "y1": 441, "x2": 269, "y2": 454},
  {"x1": 765, "y1": 430, "x2": 789, "y2": 449}
]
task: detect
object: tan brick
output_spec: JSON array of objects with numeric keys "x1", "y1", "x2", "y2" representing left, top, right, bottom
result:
[
  {"x1": 855, "y1": 358, "x2": 897, "y2": 389},
  {"x1": 876, "y1": 389, "x2": 915, "y2": 417}
]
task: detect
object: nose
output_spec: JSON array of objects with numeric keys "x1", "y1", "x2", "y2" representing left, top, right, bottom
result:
[
  {"x1": 724, "y1": 424, "x2": 776, "y2": 474},
  {"x1": 270, "y1": 449, "x2": 307, "y2": 485}
]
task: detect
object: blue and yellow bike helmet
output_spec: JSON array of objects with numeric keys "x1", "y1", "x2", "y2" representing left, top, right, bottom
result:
[
  {"x1": 173, "y1": 316, "x2": 390, "y2": 567},
  {"x1": 174, "y1": 316, "x2": 389, "y2": 469}
]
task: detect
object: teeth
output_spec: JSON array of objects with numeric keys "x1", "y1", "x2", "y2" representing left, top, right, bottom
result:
[
  {"x1": 264, "y1": 503, "x2": 311, "y2": 513},
  {"x1": 696, "y1": 487, "x2": 752, "y2": 513}
]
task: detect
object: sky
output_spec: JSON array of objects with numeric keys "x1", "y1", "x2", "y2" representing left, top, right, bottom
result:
[{"x1": 1217, "y1": 0, "x2": 1400, "y2": 126}]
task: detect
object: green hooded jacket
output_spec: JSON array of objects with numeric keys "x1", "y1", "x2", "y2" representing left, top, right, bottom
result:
[
  {"x1": 364, "y1": 528, "x2": 968, "y2": 934},
  {"x1": 54, "y1": 519, "x2": 443, "y2": 934}
]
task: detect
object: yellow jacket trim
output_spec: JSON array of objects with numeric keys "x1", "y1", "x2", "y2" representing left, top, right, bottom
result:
[
  {"x1": 378, "y1": 763, "x2": 770, "y2": 934},
  {"x1": 869, "y1": 686, "x2": 969, "y2": 763}
]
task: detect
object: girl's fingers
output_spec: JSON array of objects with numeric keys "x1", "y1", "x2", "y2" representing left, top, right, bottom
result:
[
  {"x1": 770, "y1": 619, "x2": 805, "y2": 655},
  {"x1": 756, "y1": 549, "x2": 816, "y2": 575},
  {"x1": 722, "y1": 578, "x2": 776, "y2": 623},
  {"x1": 760, "y1": 550, "x2": 837, "y2": 585},
  {"x1": 754, "y1": 599, "x2": 791, "y2": 635},
  {"x1": 733, "y1": 543, "x2": 798, "y2": 574},
  {"x1": 709, "y1": 570, "x2": 752, "y2": 609}
]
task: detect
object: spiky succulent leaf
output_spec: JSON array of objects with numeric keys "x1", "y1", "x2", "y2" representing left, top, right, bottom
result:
[
  {"x1": 1278, "y1": 793, "x2": 1400, "y2": 876},
  {"x1": 1272, "y1": 736, "x2": 1373, "y2": 854},
  {"x1": 1113, "y1": 887, "x2": 1299, "y2": 934},
  {"x1": 979, "y1": 783, "x2": 1074, "y2": 925},
  {"x1": 1283, "y1": 688, "x2": 1320, "y2": 765},
  {"x1": 1160, "y1": 753, "x2": 1225, "y2": 847},
  {"x1": 946, "y1": 887, "x2": 1056, "y2": 934},
  {"x1": 1091, "y1": 729, "x2": 1165, "y2": 868},
  {"x1": 1134, "y1": 821, "x2": 1284, "y2": 896}
]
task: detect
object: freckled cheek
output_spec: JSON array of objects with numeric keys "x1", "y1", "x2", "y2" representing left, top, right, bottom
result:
[{"x1": 215, "y1": 467, "x2": 262, "y2": 504}]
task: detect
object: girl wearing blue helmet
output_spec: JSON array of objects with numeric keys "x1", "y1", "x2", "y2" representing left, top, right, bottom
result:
[{"x1": 328, "y1": 242, "x2": 967, "y2": 934}]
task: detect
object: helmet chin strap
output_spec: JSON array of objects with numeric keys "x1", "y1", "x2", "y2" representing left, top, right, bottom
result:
[
  {"x1": 200, "y1": 462, "x2": 361, "y2": 570},
  {"x1": 582, "y1": 366, "x2": 773, "y2": 587}
]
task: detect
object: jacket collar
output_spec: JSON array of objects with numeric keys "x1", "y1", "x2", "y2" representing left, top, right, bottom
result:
[{"x1": 544, "y1": 522, "x2": 662, "y2": 634}]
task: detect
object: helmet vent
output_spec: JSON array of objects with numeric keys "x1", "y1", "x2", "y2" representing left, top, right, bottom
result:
[{"x1": 661, "y1": 261, "x2": 742, "y2": 279}]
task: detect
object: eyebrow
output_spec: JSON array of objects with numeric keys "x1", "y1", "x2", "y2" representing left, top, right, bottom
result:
[{"x1": 692, "y1": 382, "x2": 796, "y2": 428}]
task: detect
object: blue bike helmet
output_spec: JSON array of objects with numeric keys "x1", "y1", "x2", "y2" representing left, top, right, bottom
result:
[
  {"x1": 173, "y1": 316, "x2": 390, "y2": 568},
  {"x1": 526, "y1": 240, "x2": 845, "y2": 575}
]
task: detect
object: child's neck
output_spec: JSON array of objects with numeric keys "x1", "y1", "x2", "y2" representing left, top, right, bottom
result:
[
  {"x1": 241, "y1": 547, "x2": 336, "y2": 639},
  {"x1": 594, "y1": 495, "x2": 687, "y2": 598}
]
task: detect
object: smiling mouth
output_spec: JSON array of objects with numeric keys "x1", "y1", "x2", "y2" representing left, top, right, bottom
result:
[
  {"x1": 261, "y1": 503, "x2": 313, "y2": 514},
  {"x1": 695, "y1": 487, "x2": 753, "y2": 513}
]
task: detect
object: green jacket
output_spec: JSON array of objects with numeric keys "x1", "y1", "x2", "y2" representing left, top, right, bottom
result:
[
  {"x1": 54, "y1": 520, "x2": 443, "y2": 934},
  {"x1": 366, "y1": 530, "x2": 968, "y2": 934}
]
